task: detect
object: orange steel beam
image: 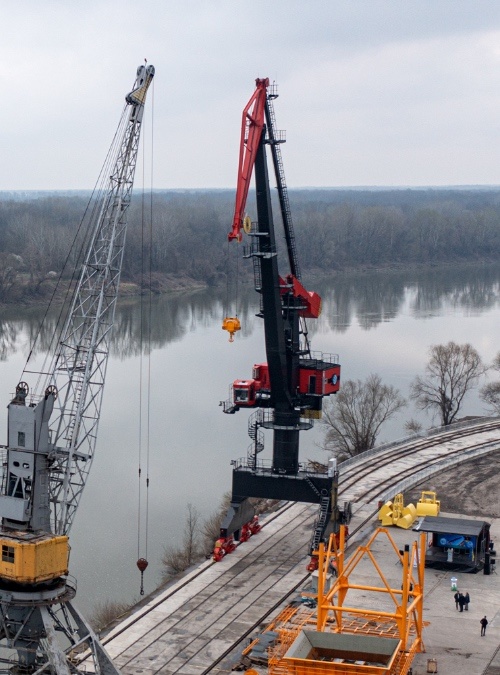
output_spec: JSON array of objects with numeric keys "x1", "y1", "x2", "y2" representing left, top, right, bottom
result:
[{"x1": 315, "y1": 527, "x2": 426, "y2": 655}]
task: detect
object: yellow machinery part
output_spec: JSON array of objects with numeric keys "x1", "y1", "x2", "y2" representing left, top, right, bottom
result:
[
  {"x1": 396, "y1": 503, "x2": 417, "y2": 529},
  {"x1": 222, "y1": 316, "x2": 241, "y2": 342},
  {"x1": 392, "y1": 493, "x2": 404, "y2": 518},
  {"x1": 416, "y1": 490, "x2": 440, "y2": 517},
  {"x1": 243, "y1": 215, "x2": 252, "y2": 234},
  {"x1": 0, "y1": 533, "x2": 69, "y2": 584},
  {"x1": 378, "y1": 501, "x2": 394, "y2": 526},
  {"x1": 378, "y1": 495, "x2": 418, "y2": 529}
]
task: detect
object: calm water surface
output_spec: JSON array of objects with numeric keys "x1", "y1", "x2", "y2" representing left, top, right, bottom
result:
[{"x1": 0, "y1": 264, "x2": 499, "y2": 615}]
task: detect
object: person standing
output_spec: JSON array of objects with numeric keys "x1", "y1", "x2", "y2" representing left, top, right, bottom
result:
[
  {"x1": 454, "y1": 591, "x2": 460, "y2": 610},
  {"x1": 464, "y1": 592, "x2": 470, "y2": 611},
  {"x1": 480, "y1": 616, "x2": 488, "y2": 636},
  {"x1": 458, "y1": 593, "x2": 465, "y2": 612}
]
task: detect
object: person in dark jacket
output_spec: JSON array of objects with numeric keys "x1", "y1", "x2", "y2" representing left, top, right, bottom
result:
[
  {"x1": 464, "y1": 592, "x2": 470, "y2": 611},
  {"x1": 458, "y1": 593, "x2": 466, "y2": 612},
  {"x1": 480, "y1": 616, "x2": 488, "y2": 636},
  {"x1": 454, "y1": 591, "x2": 460, "y2": 610}
]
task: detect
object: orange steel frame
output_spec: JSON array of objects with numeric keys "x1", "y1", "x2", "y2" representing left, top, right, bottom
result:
[
  {"x1": 266, "y1": 527, "x2": 427, "y2": 675},
  {"x1": 316, "y1": 527, "x2": 426, "y2": 647}
]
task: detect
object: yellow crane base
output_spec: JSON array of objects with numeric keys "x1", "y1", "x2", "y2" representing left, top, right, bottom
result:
[{"x1": 0, "y1": 531, "x2": 69, "y2": 584}]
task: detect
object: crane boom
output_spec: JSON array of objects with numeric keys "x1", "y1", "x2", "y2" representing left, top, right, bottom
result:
[
  {"x1": 228, "y1": 78, "x2": 268, "y2": 242},
  {"x1": 0, "y1": 63, "x2": 154, "y2": 675}
]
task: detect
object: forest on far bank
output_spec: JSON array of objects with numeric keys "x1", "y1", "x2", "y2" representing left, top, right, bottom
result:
[{"x1": 1, "y1": 187, "x2": 500, "y2": 303}]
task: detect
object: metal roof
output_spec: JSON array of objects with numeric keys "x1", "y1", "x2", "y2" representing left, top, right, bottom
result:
[{"x1": 413, "y1": 515, "x2": 489, "y2": 536}]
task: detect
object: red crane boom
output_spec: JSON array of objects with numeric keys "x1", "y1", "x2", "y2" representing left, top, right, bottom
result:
[{"x1": 228, "y1": 78, "x2": 269, "y2": 242}]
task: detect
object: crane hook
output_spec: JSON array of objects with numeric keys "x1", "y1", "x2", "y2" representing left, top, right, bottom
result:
[
  {"x1": 137, "y1": 557, "x2": 149, "y2": 596},
  {"x1": 222, "y1": 316, "x2": 241, "y2": 342}
]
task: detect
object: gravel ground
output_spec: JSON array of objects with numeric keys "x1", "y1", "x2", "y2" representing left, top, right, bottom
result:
[{"x1": 405, "y1": 453, "x2": 500, "y2": 520}]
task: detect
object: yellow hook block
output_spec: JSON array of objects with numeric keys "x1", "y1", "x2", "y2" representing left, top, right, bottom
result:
[{"x1": 222, "y1": 316, "x2": 241, "y2": 342}]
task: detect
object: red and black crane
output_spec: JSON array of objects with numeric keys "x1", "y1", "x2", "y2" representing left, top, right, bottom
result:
[{"x1": 217, "y1": 79, "x2": 350, "y2": 562}]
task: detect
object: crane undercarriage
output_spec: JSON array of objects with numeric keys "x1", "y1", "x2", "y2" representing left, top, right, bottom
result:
[{"x1": 0, "y1": 580, "x2": 119, "y2": 674}]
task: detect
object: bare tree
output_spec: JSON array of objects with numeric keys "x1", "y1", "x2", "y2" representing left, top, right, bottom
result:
[
  {"x1": 161, "y1": 503, "x2": 201, "y2": 581},
  {"x1": 88, "y1": 599, "x2": 132, "y2": 633},
  {"x1": 480, "y1": 352, "x2": 500, "y2": 415},
  {"x1": 410, "y1": 341, "x2": 487, "y2": 426},
  {"x1": 200, "y1": 492, "x2": 231, "y2": 556},
  {"x1": 404, "y1": 418, "x2": 423, "y2": 435},
  {"x1": 0, "y1": 253, "x2": 22, "y2": 301},
  {"x1": 321, "y1": 374, "x2": 406, "y2": 460}
]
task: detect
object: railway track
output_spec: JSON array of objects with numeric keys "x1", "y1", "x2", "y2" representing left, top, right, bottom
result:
[
  {"x1": 95, "y1": 418, "x2": 500, "y2": 674},
  {"x1": 339, "y1": 417, "x2": 500, "y2": 497}
]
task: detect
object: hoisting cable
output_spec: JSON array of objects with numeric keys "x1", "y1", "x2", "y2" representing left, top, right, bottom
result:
[
  {"x1": 22, "y1": 105, "x2": 129, "y2": 399},
  {"x1": 144, "y1": 76, "x2": 155, "y2": 592},
  {"x1": 136, "y1": 118, "x2": 146, "y2": 596},
  {"x1": 137, "y1": 69, "x2": 154, "y2": 595}
]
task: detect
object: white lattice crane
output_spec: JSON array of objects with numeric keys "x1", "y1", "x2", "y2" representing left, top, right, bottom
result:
[{"x1": 0, "y1": 63, "x2": 154, "y2": 674}]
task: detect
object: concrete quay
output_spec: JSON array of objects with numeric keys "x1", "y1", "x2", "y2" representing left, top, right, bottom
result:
[
  {"x1": 406, "y1": 511, "x2": 500, "y2": 675},
  {"x1": 219, "y1": 506, "x2": 500, "y2": 675}
]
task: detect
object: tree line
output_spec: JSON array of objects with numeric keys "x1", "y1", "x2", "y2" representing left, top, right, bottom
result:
[{"x1": 1, "y1": 187, "x2": 500, "y2": 302}]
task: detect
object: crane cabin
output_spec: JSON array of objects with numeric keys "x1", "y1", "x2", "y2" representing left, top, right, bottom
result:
[{"x1": 232, "y1": 356, "x2": 340, "y2": 409}]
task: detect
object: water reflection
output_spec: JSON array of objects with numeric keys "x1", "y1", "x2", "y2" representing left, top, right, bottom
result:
[
  {"x1": 316, "y1": 273, "x2": 406, "y2": 332},
  {"x1": 0, "y1": 321, "x2": 18, "y2": 361},
  {"x1": 1, "y1": 264, "x2": 500, "y2": 362},
  {"x1": 409, "y1": 266, "x2": 500, "y2": 316},
  {"x1": 314, "y1": 264, "x2": 500, "y2": 334}
]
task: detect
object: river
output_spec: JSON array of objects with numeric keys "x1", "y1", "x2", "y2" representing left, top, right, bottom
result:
[{"x1": 0, "y1": 263, "x2": 499, "y2": 617}]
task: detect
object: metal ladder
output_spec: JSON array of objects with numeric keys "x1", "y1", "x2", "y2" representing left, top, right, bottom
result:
[
  {"x1": 247, "y1": 409, "x2": 265, "y2": 468},
  {"x1": 309, "y1": 493, "x2": 331, "y2": 554}
]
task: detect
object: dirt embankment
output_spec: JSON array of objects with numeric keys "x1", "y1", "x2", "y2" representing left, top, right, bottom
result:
[
  {"x1": 406, "y1": 453, "x2": 500, "y2": 520},
  {"x1": 1, "y1": 273, "x2": 207, "y2": 308}
]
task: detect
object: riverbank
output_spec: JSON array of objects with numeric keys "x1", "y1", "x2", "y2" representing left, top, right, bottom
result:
[
  {"x1": 3, "y1": 259, "x2": 499, "y2": 309},
  {"x1": 0, "y1": 272, "x2": 208, "y2": 309}
]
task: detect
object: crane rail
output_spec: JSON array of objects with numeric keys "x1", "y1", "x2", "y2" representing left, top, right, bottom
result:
[{"x1": 96, "y1": 418, "x2": 500, "y2": 674}]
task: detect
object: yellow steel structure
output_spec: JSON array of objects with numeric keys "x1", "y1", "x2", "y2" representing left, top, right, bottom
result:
[
  {"x1": 0, "y1": 531, "x2": 69, "y2": 584},
  {"x1": 378, "y1": 493, "x2": 417, "y2": 529},
  {"x1": 261, "y1": 527, "x2": 427, "y2": 675},
  {"x1": 415, "y1": 491, "x2": 440, "y2": 517}
]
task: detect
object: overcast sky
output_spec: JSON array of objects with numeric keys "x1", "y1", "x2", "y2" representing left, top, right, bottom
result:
[{"x1": 3, "y1": 1, "x2": 500, "y2": 190}]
